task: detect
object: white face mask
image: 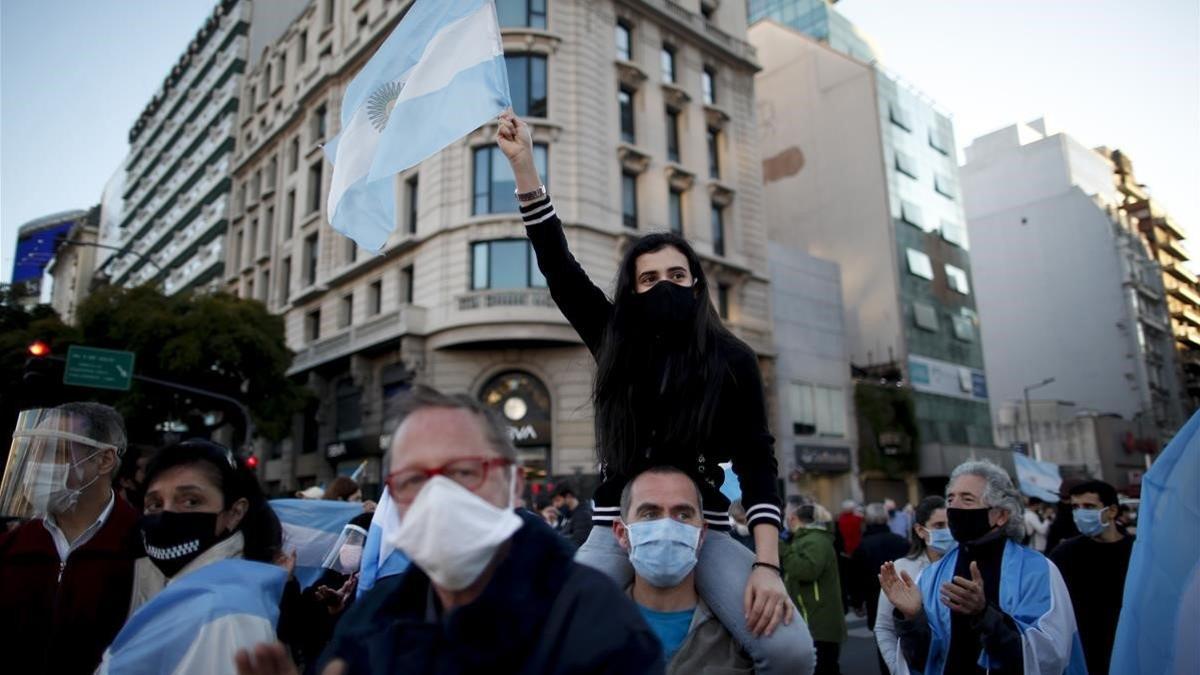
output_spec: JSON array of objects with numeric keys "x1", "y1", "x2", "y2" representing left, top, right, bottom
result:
[
  {"x1": 22, "y1": 450, "x2": 101, "y2": 515},
  {"x1": 386, "y1": 472, "x2": 523, "y2": 591},
  {"x1": 338, "y1": 544, "x2": 364, "y2": 572}
]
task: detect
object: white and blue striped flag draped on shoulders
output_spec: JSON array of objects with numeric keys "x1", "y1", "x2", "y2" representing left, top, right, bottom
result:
[
  {"x1": 325, "y1": 0, "x2": 511, "y2": 251},
  {"x1": 271, "y1": 498, "x2": 364, "y2": 588},
  {"x1": 357, "y1": 486, "x2": 411, "y2": 598},
  {"x1": 1110, "y1": 409, "x2": 1200, "y2": 674},
  {"x1": 97, "y1": 560, "x2": 287, "y2": 675}
]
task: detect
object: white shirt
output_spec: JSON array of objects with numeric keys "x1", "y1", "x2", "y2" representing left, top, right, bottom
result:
[
  {"x1": 42, "y1": 490, "x2": 116, "y2": 563},
  {"x1": 1024, "y1": 509, "x2": 1050, "y2": 552},
  {"x1": 875, "y1": 552, "x2": 934, "y2": 675}
]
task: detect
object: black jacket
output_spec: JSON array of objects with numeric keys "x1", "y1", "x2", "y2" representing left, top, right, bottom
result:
[
  {"x1": 318, "y1": 511, "x2": 663, "y2": 674},
  {"x1": 522, "y1": 196, "x2": 781, "y2": 533},
  {"x1": 851, "y1": 524, "x2": 910, "y2": 628}
]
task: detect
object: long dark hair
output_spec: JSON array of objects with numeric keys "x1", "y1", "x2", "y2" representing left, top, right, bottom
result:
[
  {"x1": 906, "y1": 495, "x2": 946, "y2": 559},
  {"x1": 594, "y1": 233, "x2": 737, "y2": 476},
  {"x1": 143, "y1": 439, "x2": 282, "y2": 563}
]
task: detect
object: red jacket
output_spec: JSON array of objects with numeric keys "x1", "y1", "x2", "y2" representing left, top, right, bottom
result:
[
  {"x1": 838, "y1": 512, "x2": 864, "y2": 555},
  {"x1": 0, "y1": 496, "x2": 141, "y2": 675}
]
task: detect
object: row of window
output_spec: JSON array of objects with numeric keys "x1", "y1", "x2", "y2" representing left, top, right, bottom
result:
[
  {"x1": 616, "y1": 20, "x2": 720, "y2": 106},
  {"x1": 912, "y1": 301, "x2": 977, "y2": 341},
  {"x1": 619, "y1": 86, "x2": 723, "y2": 180},
  {"x1": 790, "y1": 382, "x2": 846, "y2": 438},
  {"x1": 304, "y1": 264, "x2": 414, "y2": 342},
  {"x1": 620, "y1": 172, "x2": 726, "y2": 254},
  {"x1": 889, "y1": 103, "x2": 953, "y2": 157},
  {"x1": 905, "y1": 248, "x2": 970, "y2": 295}
]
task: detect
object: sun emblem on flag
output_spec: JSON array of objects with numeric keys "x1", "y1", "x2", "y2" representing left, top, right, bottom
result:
[{"x1": 366, "y1": 79, "x2": 405, "y2": 132}]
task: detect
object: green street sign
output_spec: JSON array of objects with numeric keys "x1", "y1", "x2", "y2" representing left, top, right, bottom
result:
[{"x1": 63, "y1": 345, "x2": 136, "y2": 391}]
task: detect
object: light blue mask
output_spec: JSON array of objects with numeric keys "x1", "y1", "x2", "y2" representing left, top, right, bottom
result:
[
  {"x1": 626, "y1": 518, "x2": 702, "y2": 588},
  {"x1": 927, "y1": 527, "x2": 956, "y2": 553},
  {"x1": 1073, "y1": 508, "x2": 1108, "y2": 537}
]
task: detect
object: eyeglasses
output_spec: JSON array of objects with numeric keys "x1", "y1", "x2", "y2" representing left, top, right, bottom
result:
[{"x1": 385, "y1": 456, "x2": 513, "y2": 502}]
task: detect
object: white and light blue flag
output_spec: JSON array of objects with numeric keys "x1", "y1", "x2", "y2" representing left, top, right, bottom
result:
[
  {"x1": 1111, "y1": 409, "x2": 1200, "y2": 674},
  {"x1": 1012, "y1": 452, "x2": 1063, "y2": 503},
  {"x1": 326, "y1": 0, "x2": 511, "y2": 251},
  {"x1": 271, "y1": 497, "x2": 363, "y2": 588},
  {"x1": 97, "y1": 560, "x2": 287, "y2": 675},
  {"x1": 357, "y1": 485, "x2": 411, "y2": 598}
]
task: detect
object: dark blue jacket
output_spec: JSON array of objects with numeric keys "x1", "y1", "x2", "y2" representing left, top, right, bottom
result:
[{"x1": 319, "y1": 512, "x2": 664, "y2": 675}]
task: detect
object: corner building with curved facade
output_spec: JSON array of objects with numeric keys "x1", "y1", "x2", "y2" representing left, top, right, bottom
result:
[{"x1": 224, "y1": 0, "x2": 775, "y2": 497}]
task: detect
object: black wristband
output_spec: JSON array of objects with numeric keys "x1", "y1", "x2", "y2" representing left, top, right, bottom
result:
[{"x1": 752, "y1": 561, "x2": 783, "y2": 576}]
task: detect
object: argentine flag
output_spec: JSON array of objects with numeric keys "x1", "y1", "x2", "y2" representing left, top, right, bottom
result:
[
  {"x1": 357, "y1": 486, "x2": 411, "y2": 599},
  {"x1": 326, "y1": 0, "x2": 511, "y2": 251},
  {"x1": 1110, "y1": 409, "x2": 1200, "y2": 674},
  {"x1": 271, "y1": 498, "x2": 364, "y2": 588},
  {"x1": 97, "y1": 560, "x2": 286, "y2": 675}
]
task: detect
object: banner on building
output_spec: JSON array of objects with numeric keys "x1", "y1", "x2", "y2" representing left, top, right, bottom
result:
[
  {"x1": 907, "y1": 354, "x2": 988, "y2": 402},
  {"x1": 1012, "y1": 452, "x2": 1062, "y2": 502}
]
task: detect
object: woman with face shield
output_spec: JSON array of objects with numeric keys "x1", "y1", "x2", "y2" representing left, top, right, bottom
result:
[{"x1": 496, "y1": 112, "x2": 810, "y2": 673}]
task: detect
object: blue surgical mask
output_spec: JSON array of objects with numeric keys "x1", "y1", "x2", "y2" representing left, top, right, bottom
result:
[
  {"x1": 1073, "y1": 508, "x2": 1108, "y2": 537},
  {"x1": 626, "y1": 517, "x2": 702, "y2": 588},
  {"x1": 927, "y1": 527, "x2": 956, "y2": 553}
]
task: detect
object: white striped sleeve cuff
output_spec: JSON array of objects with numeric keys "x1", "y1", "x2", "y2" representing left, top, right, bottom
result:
[
  {"x1": 519, "y1": 196, "x2": 556, "y2": 226},
  {"x1": 744, "y1": 503, "x2": 783, "y2": 529}
]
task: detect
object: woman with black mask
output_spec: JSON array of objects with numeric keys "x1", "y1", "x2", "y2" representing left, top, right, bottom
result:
[
  {"x1": 497, "y1": 112, "x2": 810, "y2": 673},
  {"x1": 129, "y1": 439, "x2": 284, "y2": 612}
]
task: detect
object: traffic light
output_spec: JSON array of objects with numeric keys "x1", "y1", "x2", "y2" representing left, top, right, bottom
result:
[
  {"x1": 28, "y1": 341, "x2": 50, "y2": 357},
  {"x1": 245, "y1": 455, "x2": 259, "y2": 469},
  {"x1": 22, "y1": 340, "x2": 59, "y2": 408}
]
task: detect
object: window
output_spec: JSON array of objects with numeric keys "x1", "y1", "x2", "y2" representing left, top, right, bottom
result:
[
  {"x1": 929, "y1": 127, "x2": 951, "y2": 155},
  {"x1": 251, "y1": 170, "x2": 262, "y2": 202},
  {"x1": 622, "y1": 172, "x2": 638, "y2": 229},
  {"x1": 275, "y1": 53, "x2": 286, "y2": 88},
  {"x1": 618, "y1": 87, "x2": 636, "y2": 144},
  {"x1": 312, "y1": 104, "x2": 328, "y2": 143},
  {"x1": 906, "y1": 248, "x2": 934, "y2": 280},
  {"x1": 900, "y1": 200, "x2": 924, "y2": 228},
  {"x1": 248, "y1": 219, "x2": 258, "y2": 262},
  {"x1": 945, "y1": 264, "x2": 970, "y2": 294},
  {"x1": 339, "y1": 294, "x2": 353, "y2": 328},
  {"x1": 308, "y1": 162, "x2": 323, "y2": 213},
  {"x1": 284, "y1": 190, "x2": 296, "y2": 239},
  {"x1": 246, "y1": 277, "x2": 255, "y2": 301},
  {"x1": 368, "y1": 279, "x2": 382, "y2": 315},
  {"x1": 259, "y1": 269, "x2": 270, "y2": 302},
  {"x1": 280, "y1": 257, "x2": 291, "y2": 303},
  {"x1": 345, "y1": 237, "x2": 357, "y2": 265},
  {"x1": 323, "y1": 0, "x2": 335, "y2": 27},
  {"x1": 289, "y1": 136, "x2": 300, "y2": 173},
  {"x1": 357, "y1": 14, "x2": 368, "y2": 34},
  {"x1": 247, "y1": 84, "x2": 256, "y2": 112},
  {"x1": 471, "y1": 240, "x2": 546, "y2": 290},
  {"x1": 472, "y1": 144, "x2": 548, "y2": 214},
  {"x1": 298, "y1": 30, "x2": 308, "y2": 64},
  {"x1": 711, "y1": 202, "x2": 725, "y2": 256},
  {"x1": 889, "y1": 103, "x2": 912, "y2": 131},
  {"x1": 934, "y1": 174, "x2": 956, "y2": 198},
  {"x1": 304, "y1": 233, "x2": 319, "y2": 286},
  {"x1": 668, "y1": 188, "x2": 684, "y2": 234},
  {"x1": 265, "y1": 157, "x2": 278, "y2": 190},
  {"x1": 790, "y1": 383, "x2": 845, "y2": 437},
  {"x1": 306, "y1": 309, "x2": 321, "y2": 342},
  {"x1": 707, "y1": 127, "x2": 720, "y2": 179},
  {"x1": 717, "y1": 283, "x2": 730, "y2": 319},
  {"x1": 335, "y1": 379, "x2": 362, "y2": 440},
  {"x1": 941, "y1": 218, "x2": 966, "y2": 248},
  {"x1": 913, "y1": 301, "x2": 939, "y2": 332},
  {"x1": 506, "y1": 55, "x2": 547, "y2": 118},
  {"x1": 952, "y1": 314, "x2": 975, "y2": 342},
  {"x1": 894, "y1": 150, "x2": 918, "y2": 179},
  {"x1": 234, "y1": 229, "x2": 244, "y2": 268},
  {"x1": 665, "y1": 108, "x2": 681, "y2": 163},
  {"x1": 263, "y1": 207, "x2": 274, "y2": 251},
  {"x1": 700, "y1": 0, "x2": 716, "y2": 21},
  {"x1": 401, "y1": 264, "x2": 415, "y2": 304},
  {"x1": 406, "y1": 174, "x2": 419, "y2": 234},
  {"x1": 497, "y1": 0, "x2": 547, "y2": 29},
  {"x1": 615, "y1": 20, "x2": 632, "y2": 61},
  {"x1": 702, "y1": 66, "x2": 716, "y2": 105},
  {"x1": 661, "y1": 44, "x2": 676, "y2": 83}
]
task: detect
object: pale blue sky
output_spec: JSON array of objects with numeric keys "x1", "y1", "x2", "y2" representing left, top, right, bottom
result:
[
  {"x1": 2, "y1": 1, "x2": 1198, "y2": 282},
  {"x1": 836, "y1": 0, "x2": 1199, "y2": 262}
]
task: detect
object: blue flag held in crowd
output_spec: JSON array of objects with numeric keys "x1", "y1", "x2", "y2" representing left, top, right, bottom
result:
[
  {"x1": 357, "y1": 485, "x2": 411, "y2": 598},
  {"x1": 1110, "y1": 409, "x2": 1200, "y2": 674},
  {"x1": 271, "y1": 497, "x2": 364, "y2": 588},
  {"x1": 96, "y1": 560, "x2": 287, "y2": 675},
  {"x1": 326, "y1": 0, "x2": 511, "y2": 251}
]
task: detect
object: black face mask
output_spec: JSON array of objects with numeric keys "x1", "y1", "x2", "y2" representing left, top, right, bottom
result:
[
  {"x1": 140, "y1": 510, "x2": 224, "y2": 578},
  {"x1": 629, "y1": 281, "x2": 698, "y2": 335},
  {"x1": 947, "y1": 507, "x2": 995, "y2": 544}
]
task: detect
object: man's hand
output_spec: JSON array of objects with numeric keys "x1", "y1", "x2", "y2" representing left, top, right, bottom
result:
[
  {"x1": 495, "y1": 111, "x2": 533, "y2": 166},
  {"x1": 880, "y1": 561, "x2": 923, "y2": 620},
  {"x1": 940, "y1": 561, "x2": 987, "y2": 616},
  {"x1": 744, "y1": 566, "x2": 794, "y2": 637},
  {"x1": 234, "y1": 643, "x2": 348, "y2": 675},
  {"x1": 314, "y1": 573, "x2": 359, "y2": 615}
]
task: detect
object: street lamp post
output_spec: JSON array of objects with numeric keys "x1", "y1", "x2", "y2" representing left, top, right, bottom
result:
[{"x1": 1024, "y1": 377, "x2": 1056, "y2": 461}]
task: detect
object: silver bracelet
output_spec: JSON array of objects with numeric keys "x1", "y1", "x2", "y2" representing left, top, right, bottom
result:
[{"x1": 515, "y1": 184, "x2": 547, "y2": 203}]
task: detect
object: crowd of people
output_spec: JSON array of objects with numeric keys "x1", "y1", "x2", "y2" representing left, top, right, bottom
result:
[{"x1": 0, "y1": 112, "x2": 1162, "y2": 675}]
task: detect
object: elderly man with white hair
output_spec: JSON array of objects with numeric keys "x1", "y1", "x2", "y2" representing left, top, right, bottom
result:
[{"x1": 880, "y1": 460, "x2": 1087, "y2": 675}]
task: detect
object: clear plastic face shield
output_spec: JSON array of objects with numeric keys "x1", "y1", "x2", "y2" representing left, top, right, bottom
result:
[
  {"x1": 0, "y1": 408, "x2": 117, "y2": 519},
  {"x1": 320, "y1": 523, "x2": 368, "y2": 575}
]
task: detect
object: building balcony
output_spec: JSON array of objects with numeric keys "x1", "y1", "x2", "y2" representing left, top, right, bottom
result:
[
  {"x1": 163, "y1": 236, "x2": 224, "y2": 295},
  {"x1": 430, "y1": 289, "x2": 578, "y2": 350},
  {"x1": 1161, "y1": 237, "x2": 1189, "y2": 261},
  {"x1": 1156, "y1": 214, "x2": 1188, "y2": 240},
  {"x1": 1167, "y1": 279, "x2": 1200, "y2": 306},
  {"x1": 1165, "y1": 262, "x2": 1198, "y2": 285},
  {"x1": 288, "y1": 305, "x2": 429, "y2": 375},
  {"x1": 1181, "y1": 328, "x2": 1200, "y2": 350},
  {"x1": 1173, "y1": 306, "x2": 1200, "y2": 328}
]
